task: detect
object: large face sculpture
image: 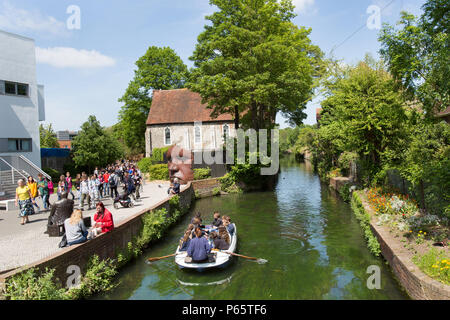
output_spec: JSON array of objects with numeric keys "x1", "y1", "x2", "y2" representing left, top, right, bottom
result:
[{"x1": 167, "y1": 145, "x2": 194, "y2": 184}]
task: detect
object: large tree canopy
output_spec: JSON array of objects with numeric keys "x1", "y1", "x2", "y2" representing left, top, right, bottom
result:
[
  {"x1": 117, "y1": 46, "x2": 189, "y2": 154},
  {"x1": 72, "y1": 115, "x2": 123, "y2": 171},
  {"x1": 39, "y1": 124, "x2": 59, "y2": 148},
  {"x1": 188, "y1": 0, "x2": 324, "y2": 130},
  {"x1": 379, "y1": 0, "x2": 449, "y2": 117}
]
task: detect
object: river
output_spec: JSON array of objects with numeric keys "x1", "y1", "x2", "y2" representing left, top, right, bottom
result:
[{"x1": 95, "y1": 156, "x2": 408, "y2": 300}]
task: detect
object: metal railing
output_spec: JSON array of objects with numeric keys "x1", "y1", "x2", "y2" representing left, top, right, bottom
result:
[
  {"x1": 0, "y1": 157, "x2": 28, "y2": 186},
  {"x1": 18, "y1": 155, "x2": 51, "y2": 180}
]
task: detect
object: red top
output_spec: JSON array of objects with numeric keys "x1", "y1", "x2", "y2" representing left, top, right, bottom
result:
[
  {"x1": 94, "y1": 208, "x2": 114, "y2": 233},
  {"x1": 103, "y1": 173, "x2": 110, "y2": 183}
]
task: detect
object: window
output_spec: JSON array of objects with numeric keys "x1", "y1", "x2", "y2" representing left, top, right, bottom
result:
[
  {"x1": 17, "y1": 83, "x2": 28, "y2": 96},
  {"x1": 164, "y1": 127, "x2": 171, "y2": 145},
  {"x1": 194, "y1": 125, "x2": 201, "y2": 144},
  {"x1": 5, "y1": 82, "x2": 16, "y2": 94},
  {"x1": 223, "y1": 124, "x2": 229, "y2": 140},
  {"x1": 8, "y1": 139, "x2": 32, "y2": 152},
  {"x1": 0, "y1": 80, "x2": 29, "y2": 97}
]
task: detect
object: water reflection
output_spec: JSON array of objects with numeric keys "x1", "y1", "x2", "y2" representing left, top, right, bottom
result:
[{"x1": 95, "y1": 156, "x2": 408, "y2": 300}]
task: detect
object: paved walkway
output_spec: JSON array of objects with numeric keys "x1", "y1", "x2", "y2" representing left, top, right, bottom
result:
[{"x1": 0, "y1": 181, "x2": 187, "y2": 273}]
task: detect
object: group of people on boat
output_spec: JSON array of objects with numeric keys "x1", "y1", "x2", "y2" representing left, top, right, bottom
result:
[{"x1": 178, "y1": 211, "x2": 235, "y2": 263}]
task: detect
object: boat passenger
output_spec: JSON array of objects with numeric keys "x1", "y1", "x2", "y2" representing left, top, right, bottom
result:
[
  {"x1": 222, "y1": 216, "x2": 235, "y2": 237},
  {"x1": 211, "y1": 211, "x2": 223, "y2": 228},
  {"x1": 190, "y1": 212, "x2": 202, "y2": 224},
  {"x1": 187, "y1": 227, "x2": 212, "y2": 262},
  {"x1": 179, "y1": 231, "x2": 192, "y2": 251},
  {"x1": 218, "y1": 226, "x2": 231, "y2": 245},
  {"x1": 210, "y1": 231, "x2": 229, "y2": 250}
]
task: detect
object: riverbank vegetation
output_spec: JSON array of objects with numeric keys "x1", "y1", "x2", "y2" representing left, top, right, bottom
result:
[
  {"x1": 278, "y1": 0, "x2": 449, "y2": 284},
  {"x1": 3, "y1": 195, "x2": 189, "y2": 300}
]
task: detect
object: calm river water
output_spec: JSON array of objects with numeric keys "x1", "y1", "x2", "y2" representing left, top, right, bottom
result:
[{"x1": 96, "y1": 156, "x2": 408, "y2": 300}]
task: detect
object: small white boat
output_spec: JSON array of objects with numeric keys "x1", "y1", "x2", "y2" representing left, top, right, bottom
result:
[{"x1": 175, "y1": 224, "x2": 237, "y2": 270}]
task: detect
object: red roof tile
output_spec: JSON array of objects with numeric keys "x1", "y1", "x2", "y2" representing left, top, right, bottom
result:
[{"x1": 146, "y1": 89, "x2": 233, "y2": 125}]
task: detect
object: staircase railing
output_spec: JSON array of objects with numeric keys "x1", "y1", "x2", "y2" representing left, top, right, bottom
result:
[
  {"x1": 0, "y1": 157, "x2": 28, "y2": 187},
  {"x1": 18, "y1": 155, "x2": 51, "y2": 180}
]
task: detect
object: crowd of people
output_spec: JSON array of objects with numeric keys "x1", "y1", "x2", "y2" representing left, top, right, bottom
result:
[
  {"x1": 178, "y1": 212, "x2": 235, "y2": 263},
  {"x1": 15, "y1": 160, "x2": 143, "y2": 224}
]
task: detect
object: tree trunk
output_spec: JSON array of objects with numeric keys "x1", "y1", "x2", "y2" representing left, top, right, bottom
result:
[
  {"x1": 234, "y1": 106, "x2": 240, "y2": 129},
  {"x1": 419, "y1": 179, "x2": 426, "y2": 210}
]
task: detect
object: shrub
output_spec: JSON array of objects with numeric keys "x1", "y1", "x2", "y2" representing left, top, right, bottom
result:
[
  {"x1": 137, "y1": 157, "x2": 153, "y2": 173},
  {"x1": 338, "y1": 182, "x2": 352, "y2": 202},
  {"x1": 66, "y1": 255, "x2": 118, "y2": 299},
  {"x1": 413, "y1": 248, "x2": 450, "y2": 285},
  {"x1": 351, "y1": 192, "x2": 381, "y2": 256},
  {"x1": 150, "y1": 146, "x2": 170, "y2": 163},
  {"x1": 4, "y1": 267, "x2": 67, "y2": 300},
  {"x1": 43, "y1": 167, "x2": 61, "y2": 183},
  {"x1": 193, "y1": 168, "x2": 211, "y2": 180},
  {"x1": 337, "y1": 151, "x2": 358, "y2": 176},
  {"x1": 149, "y1": 164, "x2": 169, "y2": 181}
]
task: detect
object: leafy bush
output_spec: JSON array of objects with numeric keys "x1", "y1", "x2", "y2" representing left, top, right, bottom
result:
[
  {"x1": 4, "y1": 268, "x2": 67, "y2": 300},
  {"x1": 150, "y1": 146, "x2": 170, "y2": 163},
  {"x1": 43, "y1": 167, "x2": 61, "y2": 183},
  {"x1": 137, "y1": 157, "x2": 153, "y2": 173},
  {"x1": 351, "y1": 192, "x2": 381, "y2": 256},
  {"x1": 149, "y1": 164, "x2": 169, "y2": 181},
  {"x1": 193, "y1": 168, "x2": 211, "y2": 180},
  {"x1": 413, "y1": 248, "x2": 450, "y2": 285},
  {"x1": 66, "y1": 255, "x2": 118, "y2": 299},
  {"x1": 338, "y1": 182, "x2": 352, "y2": 202},
  {"x1": 337, "y1": 151, "x2": 358, "y2": 176}
]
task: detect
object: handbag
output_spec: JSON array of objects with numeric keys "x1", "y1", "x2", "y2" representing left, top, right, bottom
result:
[{"x1": 58, "y1": 233, "x2": 67, "y2": 248}]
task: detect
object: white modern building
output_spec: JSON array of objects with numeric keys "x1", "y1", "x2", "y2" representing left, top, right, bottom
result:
[{"x1": 0, "y1": 30, "x2": 45, "y2": 168}]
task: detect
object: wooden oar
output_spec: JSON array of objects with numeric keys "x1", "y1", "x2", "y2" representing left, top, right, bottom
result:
[
  {"x1": 215, "y1": 250, "x2": 268, "y2": 264},
  {"x1": 147, "y1": 253, "x2": 177, "y2": 262}
]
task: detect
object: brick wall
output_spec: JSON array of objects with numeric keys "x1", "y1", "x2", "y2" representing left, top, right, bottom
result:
[{"x1": 0, "y1": 183, "x2": 194, "y2": 296}]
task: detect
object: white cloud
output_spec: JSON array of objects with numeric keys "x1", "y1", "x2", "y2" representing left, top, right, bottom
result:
[
  {"x1": 292, "y1": 0, "x2": 315, "y2": 14},
  {"x1": 36, "y1": 47, "x2": 116, "y2": 68},
  {"x1": 0, "y1": 1, "x2": 68, "y2": 36}
]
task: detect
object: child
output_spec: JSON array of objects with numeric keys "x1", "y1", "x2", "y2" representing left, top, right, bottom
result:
[
  {"x1": 66, "y1": 172, "x2": 75, "y2": 200},
  {"x1": 46, "y1": 177, "x2": 53, "y2": 209},
  {"x1": 211, "y1": 211, "x2": 222, "y2": 228}
]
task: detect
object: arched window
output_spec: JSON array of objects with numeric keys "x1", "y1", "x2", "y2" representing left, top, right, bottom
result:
[
  {"x1": 164, "y1": 127, "x2": 171, "y2": 145},
  {"x1": 223, "y1": 124, "x2": 229, "y2": 140},
  {"x1": 194, "y1": 125, "x2": 201, "y2": 144}
]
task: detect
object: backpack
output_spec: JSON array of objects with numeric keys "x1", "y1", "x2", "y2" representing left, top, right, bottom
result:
[
  {"x1": 109, "y1": 175, "x2": 117, "y2": 187},
  {"x1": 58, "y1": 234, "x2": 67, "y2": 248}
]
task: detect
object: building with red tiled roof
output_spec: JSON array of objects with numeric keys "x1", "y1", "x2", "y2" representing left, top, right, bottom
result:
[{"x1": 145, "y1": 89, "x2": 235, "y2": 156}]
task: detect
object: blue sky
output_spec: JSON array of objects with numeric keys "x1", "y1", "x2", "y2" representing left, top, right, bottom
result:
[{"x1": 0, "y1": 0, "x2": 425, "y2": 131}]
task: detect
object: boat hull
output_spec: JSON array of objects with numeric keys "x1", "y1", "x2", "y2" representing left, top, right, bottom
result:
[{"x1": 175, "y1": 224, "x2": 237, "y2": 271}]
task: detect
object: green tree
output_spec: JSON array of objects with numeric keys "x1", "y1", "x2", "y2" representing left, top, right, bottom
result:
[
  {"x1": 118, "y1": 46, "x2": 189, "y2": 153},
  {"x1": 379, "y1": 0, "x2": 449, "y2": 117},
  {"x1": 71, "y1": 116, "x2": 123, "y2": 172},
  {"x1": 188, "y1": 0, "x2": 324, "y2": 130},
  {"x1": 39, "y1": 124, "x2": 59, "y2": 148},
  {"x1": 317, "y1": 58, "x2": 407, "y2": 181}
]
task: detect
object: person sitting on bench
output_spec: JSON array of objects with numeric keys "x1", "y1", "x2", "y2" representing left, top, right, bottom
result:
[
  {"x1": 64, "y1": 209, "x2": 88, "y2": 246},
  {"x1": 48, "y1": 192, "x2": 74, "y2": 228}
]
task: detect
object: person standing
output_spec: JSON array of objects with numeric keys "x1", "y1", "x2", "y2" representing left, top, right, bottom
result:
[
  {"x1": 88, "y1": 175, "x2": 99, "y2": 207},
  {"x1": 37, "y1": 174, "x2": 49, "y2": 211},
  {"x1": 74, "y1": 174, "x2": 81, "y2": 200},
  {"x1": 103, "y1": 171, "x2": 110, "y2": 198},
  {"x1": 79, "y1": 175, "x2": 91, "y2": 210},
  {"x1": 65, "y1": 172, "x2": 75, "y2": 200},
  {"x1": 27, "y1": 176, "x2": 40, "y2": 213},
  {"x1": 109, "y1": 171, "x2": 119, "y2": 199},
  {"x1": 15, "y1": 179, "x2": 36, "y2": 225},
  {"x1": 46, "y1": 177, "x2": 53, "y2": 209},
  {"x1": 57, "y1": 175, "x2": 68, "y2": 201}
]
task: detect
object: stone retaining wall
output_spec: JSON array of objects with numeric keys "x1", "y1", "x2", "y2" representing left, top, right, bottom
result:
[
  {"x1": 356, "y1": 191, "x2": 450, "y2": 300},
  {"x1": 192, "y1": 178, "x2": 221, "y2": 198},
  {"x1": 0, "y1": 183, "x2": 194, "y2": 297}
]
